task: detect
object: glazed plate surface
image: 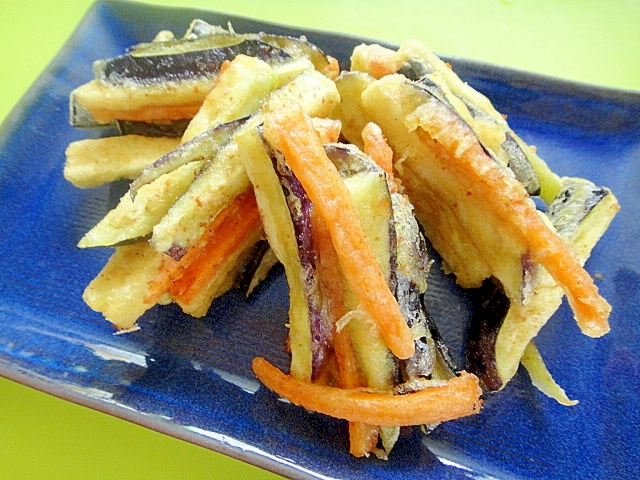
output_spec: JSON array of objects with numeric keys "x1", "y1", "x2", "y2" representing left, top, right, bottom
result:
[{"x1": 1, "y1": 1, "x2": 639, "y2": 478}]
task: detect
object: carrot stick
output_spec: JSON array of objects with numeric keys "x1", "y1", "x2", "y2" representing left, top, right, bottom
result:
[
  {"x1": 322, "y1": 55, "x2": 340, "y2": 81},
  {"x1": 252, "y1": 356, "x2": 483, "y2": 426},
  {"x1": 145, "y1": 188, "x2": 259, "y2": 304},
  {"x1": 263, "y1": 104, "x2": 415, "y2": 360},
  {"x1": 312, "y1": 211, "x2": 381, "y2": 456},
  {"x1": 415, "y1": 98, "x2": 611, "y2": 337},
  {"x1": 351, "y1": 44, "x2": 403, "y2": 79},
  {"x1": 362, "y1": 122, "x2": 400, "y2": 194},
  {"x1": 362, "y1": 122, "x2": 393, "y2": 175},
  {"x1": 349, "y1": 423, "x2": 380, "y2": 458},
  {"x1": 336, "y1": 325, "x2": 381, "y2": 457},
  {"x1": 311, "y1": 117, "x2": 342, "y2": 144},
  {"x1": 169, "y1": 191, "x2": 261, "y2": 304},
  {"x1": 145, "y1": 254, "x2": 180, "y2": 303},
  {"x1": 144, "y1": 207, "x2": 231, "y2": 305}
]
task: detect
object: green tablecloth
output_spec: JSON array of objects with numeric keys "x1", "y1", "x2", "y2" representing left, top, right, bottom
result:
[{"x1": 1, "y1": 1, "x2": 638, "y2": 478}]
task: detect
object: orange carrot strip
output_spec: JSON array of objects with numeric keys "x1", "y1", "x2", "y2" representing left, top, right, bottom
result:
[
  {"x1": 311, "y1": 211, "x2": 363, "y2": 388},
  {"x1": 145, "y1": 254, "x2": 180, "y2": 303},
  {"x1": 252, "y1": 357, "x2": 483, "y2": 426},
  {"x1": 322, "y1": 56, "x2": 340, "y2": 81},
  {"x1": 263, "y1": 104, "x2": 415, "y2": 360},
  {"x1": 362, "y1": 122, "x2": 401, "y2": 195},
  {"x1": 416, "y1": 99, "x2": 611, "y2": 337},
  {"x1": 336, "y1": 326, "x2": 381, "y2": 458},
  {"x1": 362, "y1": 122, "x2": 393, "y2": 175},
  {"x1": 352, "y1": 44, "x2": 403, "y2": 79},
  {"x1": 145, "y1": 256, "x2": 184, "y2": 306},
  {"x1": 169, "y1": 190, "x2": 260, "y2": 304},
  {"x1": 335, "y1": 325, "x2": 381, "y2": 457},
  {"x1": 145, "y1": 188, "x2": 257, "y2": 304},
  {"x1": 312, "y1": 212, "x2": 379, "y2": 456},
  {"x1": 144, "y1": 214, "x2": 230, "y2": 305},
  {"x1": 311, "y1": 117, "x2": 342, "y2": 144},
  {"x1": 349, "y1": 423, "x2": 380, "y2": 458}
]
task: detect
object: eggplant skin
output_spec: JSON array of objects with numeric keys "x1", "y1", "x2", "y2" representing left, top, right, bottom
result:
[
  {"x1": 270, "y1": 144, "x2": 331, "y2": 379},
  {"x1": 233, "y1": 239, "x2": 272, "y2": 293},
  {"x1": 397, "y1": 275, "x2": 436, "y2": 380},
  {"x1": 501, "y1": 132, "x2": 541, "y2": 197},
  {"x1": 98, "y1": 40, "x2": 288, "y2": 86},
  {"x1": 546, "y1": 180, "x2": 609, "y2": 238},
  {"x1": 129, "y1": 117, "x2": 247, "y2": 197},
  {"x1": 397, "y1": 58, "x2": 433, "y2": 81},
  {"x1": 117, "y1": 119, "x2": 191, "y2": 137},
  {"x1": 466, "y1": 277, "x2": 511, "y2": 392}
]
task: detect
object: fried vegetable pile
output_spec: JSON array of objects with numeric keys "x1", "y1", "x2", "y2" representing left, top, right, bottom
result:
[{"x1": 65, "y1": 20, "x2": 618, "y2": 458}]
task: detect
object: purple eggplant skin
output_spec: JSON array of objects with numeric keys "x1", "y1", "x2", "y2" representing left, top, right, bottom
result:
[
  {"x1": 500, "y1": 132, "x2": 541, "y2": 197},
  {"x1": 97, "y1": 39, "x2": 289, "y2": 87},
  {"x1": 390, "y1": 191, "x2": 437, "y2": 381},
  {"x1": 116, "y1": 119, "x2": 191, "y2": 138},
  {"x1": 398, "y1": 61, "x2": 451, "y2": 110},
  {"x1": 185, "y1": 20, "x2": 330, "y2": 72},
  {"x1": 97, "y1": 18, "x2": 331, "y2": 88},
  {"x1": 324, "y1": 143, "x2": 387, "y2": 178},
  {"x1": 397, "y1": 58, "x2": 434, "y2": 81},
  {"x1": 129, "y1": 117, "x2": 248, "y2": 199},
  {"x1": 268, "y1": 143, "x2": 332, "y2": 380},
  {"x1": 391, "y1": 192, "x2": 460, "y2": 381},
  {"x1": 396, "y1": 273, "x2": 435, "y2": 380},
  {"x1": 268, "y1": 141, "x2": 399, "y2": 380},
  {"x1": 466, "y1": 276, "x2": 511, "y2": 392},
  {"x1": 546, "y1": 182, "x2": 609, "y2": 237},
  {"x1": 323, "y1": 143, "x2": 399, "y2": 293},
  {"x1": 233, "y1": 239, "x2": 272, "y2": 293},
  {"x1": 423, "y1": 305, "x2": 461, "y2": 376}
]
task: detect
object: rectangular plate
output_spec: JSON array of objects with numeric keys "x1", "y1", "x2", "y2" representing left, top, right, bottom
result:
[{"x1": 1, "y1": 0, "x2": 639, "y2": 478}]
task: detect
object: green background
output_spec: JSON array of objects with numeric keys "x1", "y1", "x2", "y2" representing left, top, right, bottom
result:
[{"x1": 1, "y1": 1, "x2": 638, "y2": 479}]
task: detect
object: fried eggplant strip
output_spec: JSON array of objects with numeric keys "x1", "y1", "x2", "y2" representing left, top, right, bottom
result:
[
  {"x1": 64, "y1": 135, "x2": 180, "y2": 188},
  {"x1": 520, "y1": 342, "x2": 578, "y2": 406}
]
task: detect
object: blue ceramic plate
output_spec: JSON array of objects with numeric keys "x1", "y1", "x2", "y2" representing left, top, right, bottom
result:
[{"x1": 1, "y1": 1, "x2": 638, "y2": 478}]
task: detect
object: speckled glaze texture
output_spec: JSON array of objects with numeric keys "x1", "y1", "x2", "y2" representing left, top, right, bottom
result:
[{"x1": 0, "y1": 1, "x2": 638, "y2": 478}]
